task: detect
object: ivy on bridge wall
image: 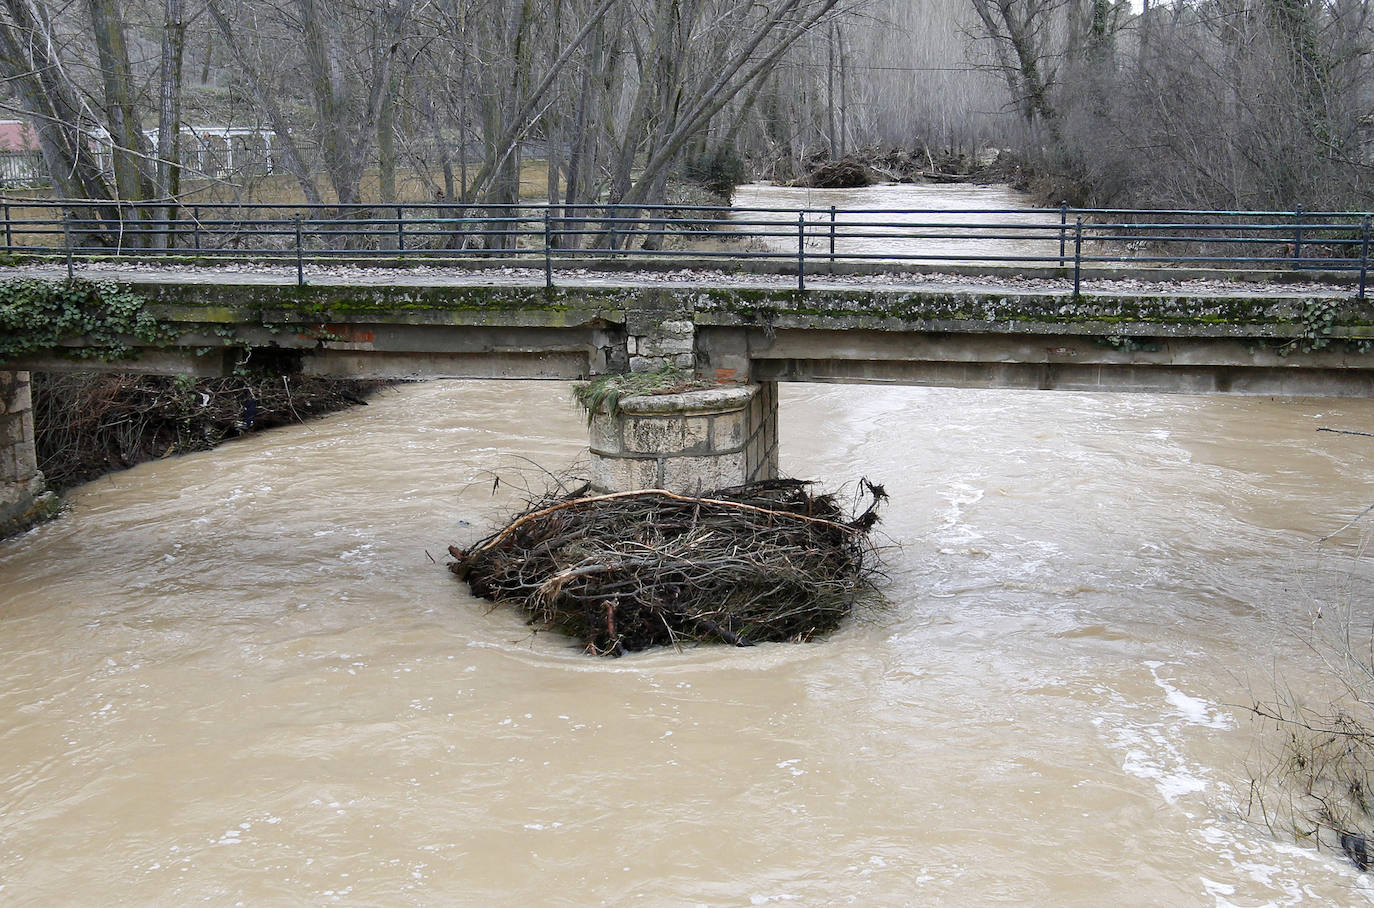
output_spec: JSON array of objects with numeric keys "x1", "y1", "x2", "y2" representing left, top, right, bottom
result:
[{"x1": 0, "y1": 280, "x2": 170, "y2": 363}]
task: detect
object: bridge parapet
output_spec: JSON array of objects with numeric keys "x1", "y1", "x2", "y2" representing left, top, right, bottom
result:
[{"x1": 5, "y1": 278, "x2": 1373, "y2": 392}]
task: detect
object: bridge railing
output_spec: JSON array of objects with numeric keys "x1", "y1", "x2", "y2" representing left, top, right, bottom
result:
[{"x1": 0, "y1": 199, "x2": 1369, "y2": 296}]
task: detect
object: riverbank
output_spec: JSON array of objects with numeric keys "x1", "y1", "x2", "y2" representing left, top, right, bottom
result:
[
  {"x1": 785, "y1": 145, "x2": 1031, "y2": 191},
  {"x1": 31, "y1": 372, "x2": 388, "y2": 493}
]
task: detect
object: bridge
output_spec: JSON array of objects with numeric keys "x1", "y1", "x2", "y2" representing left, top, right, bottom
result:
[{"x1": 2, "y1": 200, "x2": 1373, "y2": 538}]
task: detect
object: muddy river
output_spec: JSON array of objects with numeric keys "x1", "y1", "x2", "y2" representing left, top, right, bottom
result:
[{"x1": 2, "y1": 184, "x2": 1373, "y2": 905}]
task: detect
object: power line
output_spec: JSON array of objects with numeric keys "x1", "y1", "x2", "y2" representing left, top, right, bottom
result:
[{"x1": 785, "y1": 61, "x2": 986, "y2": 72}]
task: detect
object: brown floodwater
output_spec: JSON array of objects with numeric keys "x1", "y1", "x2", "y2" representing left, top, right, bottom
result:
[
  {"x1": 4, "y1": 181, "x2": 1373, "y2": 905},
  {"x1": 2, "y1": 375, "x2": 1373, "y2": 906},
  {"x1": 731, "y1": 182, "x2": 1064, "y2": 264}
]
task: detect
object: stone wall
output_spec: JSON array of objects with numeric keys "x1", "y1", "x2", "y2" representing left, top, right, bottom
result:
[
  {"x1": 1, "y1": 371, "x2": 55, "y2": 539},
  {"x1": 588, "y1": 384, "x2": 779, "y2": 494},
  {"x1": 744, "y1": 380, "x2": 779, "y2": 482},
  {"x1": 627, "y1": 310, "x2": 696, "y2": 374}
]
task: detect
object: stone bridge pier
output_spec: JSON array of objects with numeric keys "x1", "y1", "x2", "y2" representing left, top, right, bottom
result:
[
  {"x1": 586, "y1": 383, "x2": 779, "y2": 493},
  {"x1": 1, "y1": 371, "x2": 54, "y2": 538},
  {"x1": 586, "y1": 307, "x2": 780, "y2": 494}
]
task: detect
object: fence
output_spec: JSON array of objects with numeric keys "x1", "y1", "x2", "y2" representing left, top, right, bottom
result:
[
  {"x1": 2, "y1": 199, "x2": 1370, "y2": 297},
  {"x1": 0, "y1": 152, "x2": 49, "y2": 188}
]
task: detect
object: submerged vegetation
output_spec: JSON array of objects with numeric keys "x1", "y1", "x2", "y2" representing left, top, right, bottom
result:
[{"x1": 1247, "y1": 602, "x2": 1374, "y2": 871}]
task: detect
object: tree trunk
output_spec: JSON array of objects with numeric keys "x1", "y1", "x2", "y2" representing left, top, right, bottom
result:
[
  {"x1": 0, "y1": 0, "x2": 114, "y2": 211},
  {"x1": 459, "y1": 0, "x2": 616, "y2": 206},
  {"x1": 378, "y1": 78, "x2": 397, "y2": 205},
  {"x1": 156, "y1": 0, "x2": 186, "y2": 249},
  {"x1": 87, "y1": 0, "x2": 153, "y2": 206},
  {"x1": 619, "y1": 0, "x2": 841, "y2": 209}
]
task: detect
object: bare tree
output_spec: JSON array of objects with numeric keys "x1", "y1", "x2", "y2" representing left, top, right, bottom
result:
[
  {"x1": 154, "y1": 0, "x2": 185, "y2": 246},
  {"x1": 0, "y1": 0, "x2": 118, "y2": 226},
  {"x1": 86, "y1": 0, "x2": 155, "y2": 203},
  {"x1": 203, "y1": 0, "x2": 323, "y2": 202},
  {"x1": 966, "y1": 0, "x2": 1070, "y2": 142}
]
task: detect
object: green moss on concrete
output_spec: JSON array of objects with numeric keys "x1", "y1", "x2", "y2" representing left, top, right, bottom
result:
[
  {"x1": 691, "y1": 286, "x2": 1371, "y2": 337},
  {"x1": 12, "y1": 277, "x2": 1373, "y2": 365},
  {"x1": 136, "y1": 282, "x2": 637, "y2": 319},
  {"x1": 0, "y1": 487, "x2": 59, "y2": 541}
]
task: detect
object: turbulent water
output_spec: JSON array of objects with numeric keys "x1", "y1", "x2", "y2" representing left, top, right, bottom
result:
[
  {"x1": 3, "y1": 184, "x2": 1374, "y2": 905},
  {"x1": 731, "y1": 182, "x2": 1063, "y2": 264}
]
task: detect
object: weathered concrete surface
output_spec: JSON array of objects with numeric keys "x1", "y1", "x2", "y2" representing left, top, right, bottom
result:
[
  {"x1": 700, "y1": 326, "x2": 1374, "y2": 396},
  {"x1": 1, "y1": 274, "x2": 1368, "y2": 530},
  {"x1": 588, "y1": 385, "x2": 777, "y2": 493},
  {"x1": 0, "y1": 371, "x2": 56, "y2": 540},
  {"x1": 4, "y1": 277, "x2": 1374, "y2": 398},
  {"x1": 688, "y1": 288, "x2": 1374, "y2": 396}
]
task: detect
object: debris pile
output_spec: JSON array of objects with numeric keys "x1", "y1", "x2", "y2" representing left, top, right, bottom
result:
[
  {"x1": 448, "y1": 479, "x2": 886, "y2": 656},
  {"x1": 31, "y1": 372, "x2": 386, "y2": 491},
  {"x1": 803, "y1": 158, "x2": 875, "y2": 189}
]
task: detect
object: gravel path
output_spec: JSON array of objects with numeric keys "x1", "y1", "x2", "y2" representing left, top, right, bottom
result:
[{"x1": 5, "y1": 261, "x2": 1358, "y2": 298}]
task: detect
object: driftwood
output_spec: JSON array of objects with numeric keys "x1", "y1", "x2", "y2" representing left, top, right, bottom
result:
[
  {"x1": 803, "y1": 159, "x2": 875, "y2": 189},
  {"x1": 448, "y1": 478, "x2": 886, "y2": 656}
]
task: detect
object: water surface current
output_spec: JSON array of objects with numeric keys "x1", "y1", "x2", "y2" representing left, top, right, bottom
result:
[
  {"x1": 3, "y1": 182, "x2": 1374, "y2": 905},
  {"x1": 2, "y1": 378, "x2": 1373, "y2": 905}
]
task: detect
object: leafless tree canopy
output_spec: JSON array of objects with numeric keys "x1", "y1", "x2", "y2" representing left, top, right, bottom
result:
[
  {"x1": 0, "y1": 0, "x2": 848, "y2": 212},
  {"x1": 960, "y1": 0, "x2": 1374, "y2": 207},
  {"x1": 0, "y1": 0, "x2": 1368, "y2": 215}
]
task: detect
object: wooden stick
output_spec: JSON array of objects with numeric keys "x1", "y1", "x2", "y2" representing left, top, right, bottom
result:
[
  {"x1": 468, "y1": 488, "x2": 860, "y2": 558},
  {"x1": 1318, "y1": 427, "x2": 1374, "y2": 439},
  {"x1": 1319, "y1": 502, "x2": 1374, "y2": 542}
]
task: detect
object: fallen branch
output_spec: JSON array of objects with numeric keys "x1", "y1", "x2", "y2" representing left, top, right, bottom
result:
[{"x1": 1317, "y1": 427, "x2": 1374, "y2": 439}]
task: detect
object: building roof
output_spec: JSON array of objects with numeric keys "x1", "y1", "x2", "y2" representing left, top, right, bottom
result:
[{"x1": 0, "y1": 120, "x2": 38, "y2": 152}]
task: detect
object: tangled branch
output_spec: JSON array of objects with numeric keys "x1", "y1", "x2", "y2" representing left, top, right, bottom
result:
[{"x1": 449, "y1": 478, "x2": 887, "y2": 656}]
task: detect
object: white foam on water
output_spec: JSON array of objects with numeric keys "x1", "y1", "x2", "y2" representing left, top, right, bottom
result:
[
  {"x1": 1147, "y1": 661, "x2": 1234, "y2": 729},
  {"x1": 1094, "y1": 677, "x2": 1215, "y2": 805},
  {"x1": 1193, "y1": 812, "x2": 1374, "y2": 906}
]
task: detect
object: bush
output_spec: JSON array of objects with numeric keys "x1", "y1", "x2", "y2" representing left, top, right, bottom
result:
[{"x1": 683, "y1": 146, "x2": 748, "y2": 200}]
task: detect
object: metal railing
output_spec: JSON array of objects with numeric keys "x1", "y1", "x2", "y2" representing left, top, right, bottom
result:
[
  {"x1": 2, "y1": 199, "x2": 1370, "y2": 298},
  {"x1": 0, "y1": 153, "x2": 49, "y2": 189}
]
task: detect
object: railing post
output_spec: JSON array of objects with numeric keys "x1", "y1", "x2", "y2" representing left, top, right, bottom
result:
[
  {"x1": 1073, "y1": 216, "x2": 1083, "y2": 298},
  {"x1": 396, "y1": 204, "x2": 405, "y2": 253},
  {"x1": 829, "y1": 205, "x2": 836, "y2": 265},
  {"x1": 1293, "y1": 204, "x2": 1303, "y2": 268},
  {"x1": 1059, "y1": 201, "x2": 1068, "y2": 266},
  {"x1": 1359, "y1": 215, "x2": 1370, "y2": 302},
  {"x1": 294, "y1": 214, "x2": 304, "y2": 287},
  {"x1": 192, "y1": 205, "x2": 200, "y2": 251},
  {"x1": 63, "y1": 210, "x2": 73, "y2": 281},
  {"x1": 544, "y1": 208, "x2": 553, "y2": 290},
  {"x1": 797, "y1": 211, "x2": 806, "y2": 292},
  {"x1": 3, "y1": 202, "x2": 11, "y2": 254}
]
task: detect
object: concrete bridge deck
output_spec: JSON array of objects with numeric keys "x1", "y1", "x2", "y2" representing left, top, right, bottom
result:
[
  {"x1": 4, "y1": 263, "x2": 1373, "y2": 536},
  {"x1": 5, "y1": 263, "x2": 1371, "y2": 398}
]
